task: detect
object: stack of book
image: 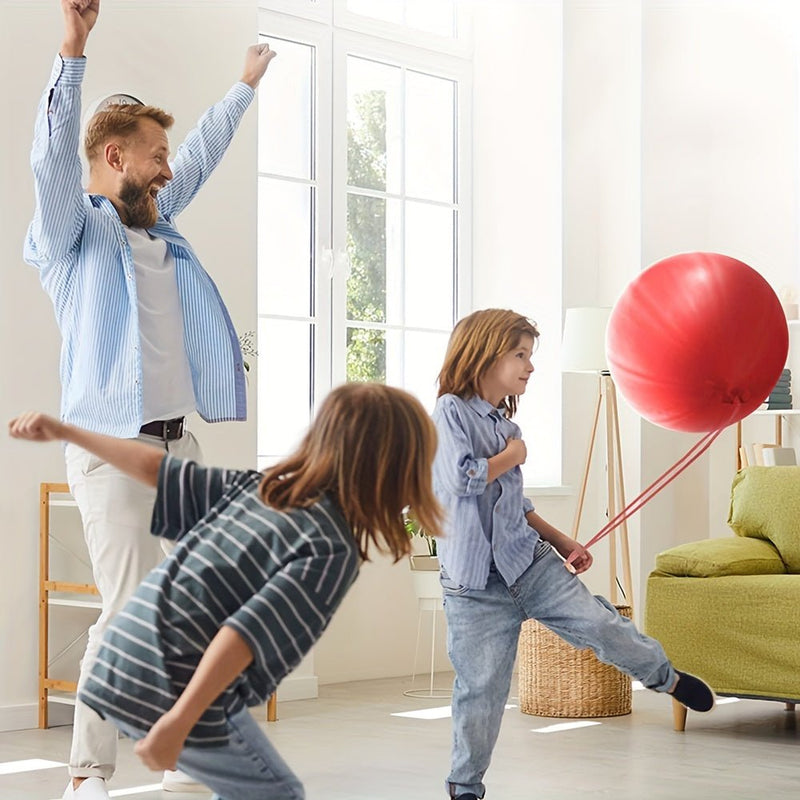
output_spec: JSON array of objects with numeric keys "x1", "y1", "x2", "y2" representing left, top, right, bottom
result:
[{"x1": 765, "y1": 368, "x2": 792, "y2": 410}]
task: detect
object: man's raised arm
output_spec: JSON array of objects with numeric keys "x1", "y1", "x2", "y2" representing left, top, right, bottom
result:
[
  {"x1": 25, "y1": 1, "x2": 100, "y2": 267},
  {"x1": 60, "y1": 0, "x2": 100, "y2": 58},
  {"x1": 155, "y1": 43, "x2": 277, "y2": 220}
]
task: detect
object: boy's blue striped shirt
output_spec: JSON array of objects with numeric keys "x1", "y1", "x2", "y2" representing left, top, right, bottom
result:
[
  {"x1": 432, "y1": 393, "x2": 537, "y2": 589},
  {"x1": 24, "y1": 55, "x2": 252, "y2": 436}
]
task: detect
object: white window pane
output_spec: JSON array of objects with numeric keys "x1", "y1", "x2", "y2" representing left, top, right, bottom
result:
[
  {"x1": 384, "y1": 328, "x2": 403, "y2": 387},
  {"x1": 406, "y1": 71, "x2": 455, "y2": 202},
  {"x1": 404, "y1": 202, "x2": 454, "y2": 329},
  {"x1": 405, "y1": 0, "x2": 456, "y2": 39},
  {"x1": 404, "y1": 330, "x2": 450, "y2": 412},
  {"x1": 258, "y1": 178, "x2": 313, "y2": 317},
  {"x1": 347, "y1": 0, "x2": 402, "y2": 25},
  {"x1": 346, "y1": 0, "x2": 456, "y2": 37},
  {"x1": 346, "y1": 194, "x2": 402, "y2": 324},
  {"x1": 258, "y1": 319, "x2": 312, "y2": 458},
  {"x1": 258, "y1": 36, "x2": 312, "y2": 180},
  {"x1": 346, "y1": 326, "x2": 385, "y2": 383},
  {"x1": 347, "y1": 56, "x2": 402, "y2": 193}
]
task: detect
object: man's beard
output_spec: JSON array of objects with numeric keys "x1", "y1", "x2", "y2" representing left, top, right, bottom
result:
[{"x1": 119, "y1": 177, "x2": 158, "y2": 229}]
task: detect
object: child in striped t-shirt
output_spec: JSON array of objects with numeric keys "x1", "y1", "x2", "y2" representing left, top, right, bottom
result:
[{"x1": 9, "y1": 382, "x2": 443, "y2": 800}]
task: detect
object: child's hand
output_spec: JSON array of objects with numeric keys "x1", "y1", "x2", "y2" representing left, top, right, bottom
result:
[
  {"x1": 8, "y1": 412, "x2": 65, "y2": 443},
  {"x1": 133, "y1": 712, "x2": 188, "y2": 772},
  {"x1": 504, "y1": 436, "x2": 527, "y2": 466},
  {"x1": 564, "y1": 541, "x2": 593, "y2": 574}
]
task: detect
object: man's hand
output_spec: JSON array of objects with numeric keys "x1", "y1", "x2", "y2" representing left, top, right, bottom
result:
[
  {"x1": 8, "y1": 412, "x2": 65, "y2": 443},
  {"x1": 61, "y1": 0, "x2": 100, "y2": 58},
  {"x1": 133, "y1": 712, "x2": 190, "y2": 772},
  {"x1": 240, "y1": 42, "x2": 277, "y2": 89}
]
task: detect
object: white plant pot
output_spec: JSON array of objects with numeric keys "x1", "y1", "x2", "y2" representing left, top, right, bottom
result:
[
  {"x1": 409, "y1": 554, "x2": 439, "y2": 571},
  {"x1": 409, "y1": 555, "x2": 442, "y2": 600}
]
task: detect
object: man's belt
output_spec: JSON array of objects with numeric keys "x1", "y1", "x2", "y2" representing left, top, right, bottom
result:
[{"x1": 140, "y1": 417, "x2": 186, "y2": 441}]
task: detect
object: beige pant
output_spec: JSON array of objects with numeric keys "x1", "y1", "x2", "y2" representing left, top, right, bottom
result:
[{"x1": 64, "y1": 431, "x2": 203, "y2": 780}]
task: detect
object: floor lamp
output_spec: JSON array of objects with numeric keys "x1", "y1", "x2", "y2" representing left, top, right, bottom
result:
[{"x1": 562, "y1": 308, "x2": 634, "y2": 610}]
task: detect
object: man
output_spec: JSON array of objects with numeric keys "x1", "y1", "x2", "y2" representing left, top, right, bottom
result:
[{"x1": 24, "y1": 2, "x2": 275, "y2": 798}]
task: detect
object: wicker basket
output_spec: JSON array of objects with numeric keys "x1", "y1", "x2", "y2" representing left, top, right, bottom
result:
[{"x1": 518, "y1": 605, "x2": 633, "y2": 718}]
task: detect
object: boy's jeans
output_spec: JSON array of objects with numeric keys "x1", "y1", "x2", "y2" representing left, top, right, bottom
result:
[
  {"x1": 442, "y1": 539, "x2": 677, "y2": 799},
  {"x1": 109, "y1": 707, "x2": 304, "y2": 800}
]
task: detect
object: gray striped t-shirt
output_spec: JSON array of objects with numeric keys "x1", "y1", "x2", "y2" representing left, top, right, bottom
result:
[{"x1": 80, "y1": 455, "x2": 359, "y2": 745}]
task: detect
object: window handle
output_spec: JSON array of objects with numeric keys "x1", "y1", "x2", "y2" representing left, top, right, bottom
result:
[
  {"x1": 321, "y1": 248, "x2": 334, "y2": 279},
  {"x1": 321, "y1": 248, "x2": 351, "y2": 280}
]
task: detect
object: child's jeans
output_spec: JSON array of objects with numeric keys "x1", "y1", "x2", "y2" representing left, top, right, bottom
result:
[
  {"x1": 442, "y1": 538, "x2": 677, "y2": 799},
  {"x1": 108, "y1": 706, "x2": 304, "y2": 800}
]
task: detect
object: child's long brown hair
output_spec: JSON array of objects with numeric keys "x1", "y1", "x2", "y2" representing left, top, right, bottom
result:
[
  {"x1": 437, "y1": 309, "x2": 539, "y2": 417},
  {"x1": 259, "y1": 382, "x2": 443, "y2": 562}
]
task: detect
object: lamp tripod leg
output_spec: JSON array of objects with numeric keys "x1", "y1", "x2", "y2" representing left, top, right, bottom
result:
[
  {"x1": 607, "y1": 377, "x2": 633, "y2": 611},
  {"x1": 572, "y1": 376, "x2": 604, "y2": 539}
]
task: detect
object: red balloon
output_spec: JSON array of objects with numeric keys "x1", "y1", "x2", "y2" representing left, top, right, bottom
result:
[{"x1": 606, "y1": 252, "x2": 788, "y2": 432}]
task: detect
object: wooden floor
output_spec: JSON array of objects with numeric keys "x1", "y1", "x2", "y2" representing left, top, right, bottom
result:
[{"x1": 1, "y1": 672, "x2": 798, "y2": 799}]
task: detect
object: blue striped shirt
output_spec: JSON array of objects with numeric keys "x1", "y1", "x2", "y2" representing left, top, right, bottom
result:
[
  {"x1": 80, "y1": 455, "x2": 360, "y2": 745},
  {"x1": 432, "y1": 394, "x2": 537, "y2": 589},
  {"x1": 24, "y1": 55, "x2": 252, "y2": 436}
]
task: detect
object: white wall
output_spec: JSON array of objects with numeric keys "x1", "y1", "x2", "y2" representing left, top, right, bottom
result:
[
  {"x1": 562, "y1": 0, "x2": 645, "y2": 603},
  {"x1": 640, "y1": 0, "x2": 800, "y2": 572},
  {"x1": 471, "y1": 0, "x2": 565, "y2": 492},
  {"x1": 562, "y1": 0, "x2": 800, "y2": 617},
  {"x1": 0, "y1": 0, "x2": 258, "y2": 731}
]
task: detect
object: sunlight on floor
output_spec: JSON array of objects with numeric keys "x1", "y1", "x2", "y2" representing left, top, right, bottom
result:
[
  {"x1": 0, "y1": 758, "x2": 65, "y2": 775},
  {"x1": 107, "y1": 786, "x2": 163, "y2": 798},
  {"x1": 48, "y1": 785, "x2": 163, "y2": 800},
  {"x1": 392, "y1": 703, "x2": 517, "y2": 720},
  {"x1": 531, "y1": 721, "x2": 602, "y2": 734}
]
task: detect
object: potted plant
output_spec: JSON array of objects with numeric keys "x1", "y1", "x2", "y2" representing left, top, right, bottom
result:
[
  {"x1": 404, "y1": 510, "x2": 438, "y2": 568},
  {"x1": 404, "y1": 510, "x2": 441, "y2": 600}
]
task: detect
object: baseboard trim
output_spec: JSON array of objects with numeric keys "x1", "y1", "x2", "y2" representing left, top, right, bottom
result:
[
  {"x1": 275, "y1": 674, "x2": 318, "y2": 702},
  {"x1": 0, "y1": 702, "x2": 74, "y2": 733},
  {"x1": 1, "y1": 677, "x2": 318, "y2": 732}
]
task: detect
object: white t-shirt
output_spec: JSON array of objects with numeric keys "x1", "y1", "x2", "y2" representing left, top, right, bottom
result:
[{"x1": 126, "y1": 227, "x2": 196, "y2": 423}]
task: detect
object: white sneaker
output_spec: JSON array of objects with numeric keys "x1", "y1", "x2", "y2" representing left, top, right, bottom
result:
[
  {"x1": 62, "y1": 777, "x2": 111, "y2": 799},
  {"x1": 162, "y1": 768, "x2": 210, "y2": 793}
]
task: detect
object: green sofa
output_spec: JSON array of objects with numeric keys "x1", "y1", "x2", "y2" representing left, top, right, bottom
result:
[{"x1": 645, "y1": 466, "x2": 800, "y2": 730}]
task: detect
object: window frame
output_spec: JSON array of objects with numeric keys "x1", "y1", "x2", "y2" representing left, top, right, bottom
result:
[
  {"x1": 257, "y1": 4, "x2": 471, "y2": 465},
  {"x1": 330, "y1": 28, "x2": 472, "y2": 390},
  {"x1": 332, "y1": 0, "x2": 473, "y2": 58}
]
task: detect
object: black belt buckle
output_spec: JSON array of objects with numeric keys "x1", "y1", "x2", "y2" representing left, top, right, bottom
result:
[
  {"x1": 141, "y1": 417, "x2": 185, "y2": 440},
  {"x1": 161, "y1": 418, "x2": 185, "y2": 440}
]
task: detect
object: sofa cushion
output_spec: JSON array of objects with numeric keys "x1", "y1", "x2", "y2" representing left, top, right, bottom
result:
[
  {"x1": 654, "y1": 536, "x2": 786, "y2": 578},
  {"x1": 728, "y1": 466, "x2": 800, "y2": 572}
]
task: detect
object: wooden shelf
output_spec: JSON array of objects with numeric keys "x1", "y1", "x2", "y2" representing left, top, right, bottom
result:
[
  {"x1": 38, "y1": 482, "x2": 279, "y2": 727},
  {"x1": 48, "y1": 598, "x2": 103, "y2": 610}
]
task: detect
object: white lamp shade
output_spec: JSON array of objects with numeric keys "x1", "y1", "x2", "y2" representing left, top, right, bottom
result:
[{"x1": 561, "y1": 307, "x2": 612, "y2": 373}]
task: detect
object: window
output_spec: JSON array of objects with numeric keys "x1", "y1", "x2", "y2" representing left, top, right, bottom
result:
[
  {"x1": 344, "y1": 0, "x2": 457, "y2": 38},
  {"x1": 256, "y1": 4, "x2": 471, "y2": 466}
]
